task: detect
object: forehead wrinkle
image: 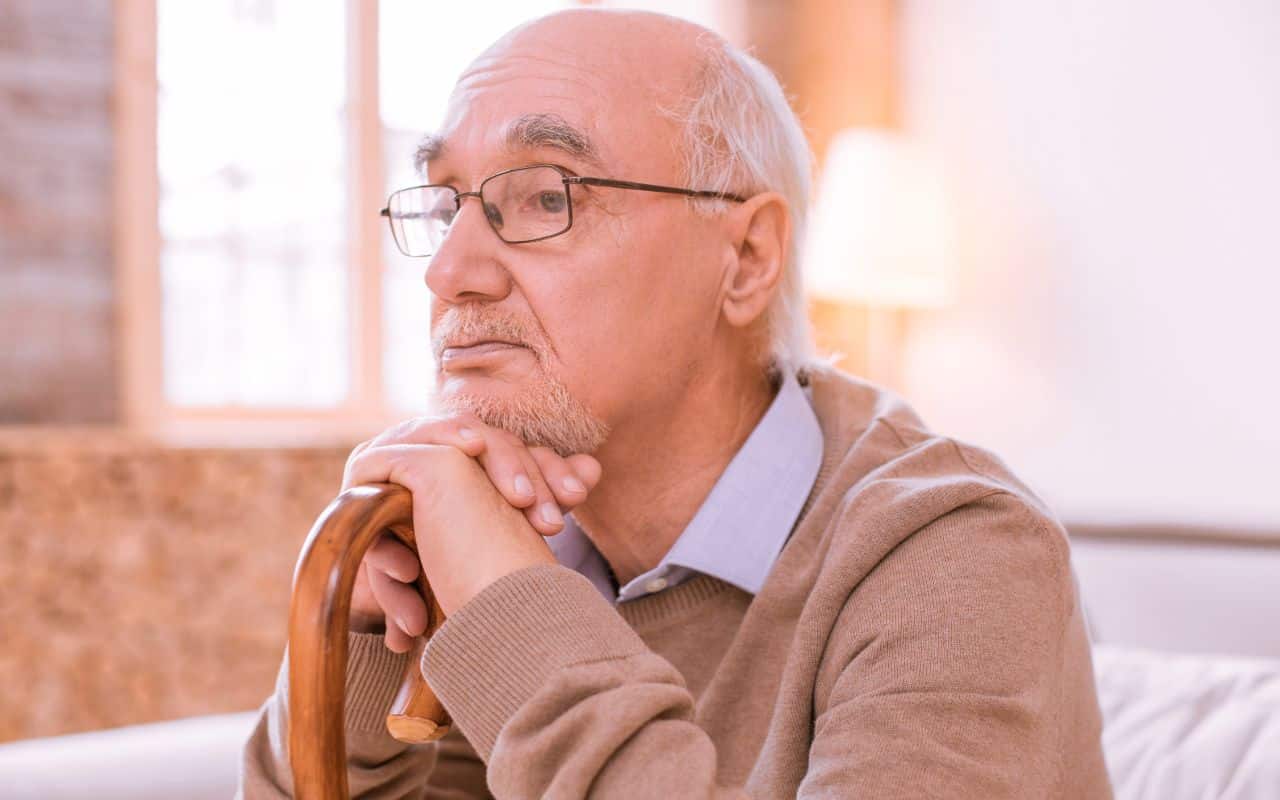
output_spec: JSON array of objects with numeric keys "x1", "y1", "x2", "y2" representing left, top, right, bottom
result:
[{"x1": 461, "y1": 51, "x2": 606, "y2": 94}]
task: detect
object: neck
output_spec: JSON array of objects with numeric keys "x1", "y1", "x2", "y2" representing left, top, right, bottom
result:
[{"x1": 572, "y1": 354, "x2": 777, "y2": 587}]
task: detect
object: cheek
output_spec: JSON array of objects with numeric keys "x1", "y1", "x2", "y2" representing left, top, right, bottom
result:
[{"x1": 535, "y1": 208, "x2": 717, "y2": 376}]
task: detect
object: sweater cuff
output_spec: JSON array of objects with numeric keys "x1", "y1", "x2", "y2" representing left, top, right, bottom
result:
[
  {"x1": 420, "y1": 563, "x2": 648, "y2": 761},
  {"x1": 343, "y1": 631, "x2": 413, "y2": 733}
]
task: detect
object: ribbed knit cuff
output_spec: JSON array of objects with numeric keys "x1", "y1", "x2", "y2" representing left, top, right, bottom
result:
[
  {"x1": 343, "y1": 631, "x2": 413, "y2": 733},
  {"x1": 420, "y1": 563, "x2": 648, "y2": 761}
]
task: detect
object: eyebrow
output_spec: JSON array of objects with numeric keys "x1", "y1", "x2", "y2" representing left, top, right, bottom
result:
[{"x1": 412, "y1": 113, "x2": 604, "y2": 178}]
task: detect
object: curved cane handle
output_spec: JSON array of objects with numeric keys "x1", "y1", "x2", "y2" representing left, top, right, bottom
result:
[{"x1": 287, "y1": 483, "x2": 452, "y2": 799}]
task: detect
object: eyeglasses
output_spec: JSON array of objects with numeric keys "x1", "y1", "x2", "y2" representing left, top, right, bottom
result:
[{"x1": 380, "y1": 163, "x2": 747, "y2": 257}]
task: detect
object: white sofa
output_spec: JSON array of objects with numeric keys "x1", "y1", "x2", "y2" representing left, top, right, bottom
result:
[
  {"x1": 3, "y1": 525, "x2": 1278, "y2": 799},
  {"x1": 1072, "y1": 527, "x2": 1280, "y2": 798}
]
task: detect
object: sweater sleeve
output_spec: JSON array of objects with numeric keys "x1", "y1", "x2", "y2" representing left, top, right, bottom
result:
[
  {"x1": 236, "y1": 631, "x2": 492, "y2": 799},
  {"x1": 418, "y1": 563, "x2": 753, "y2": 799},
  {"x1": 801, "y1": 490, "x2": 1111, "y2": 798}
]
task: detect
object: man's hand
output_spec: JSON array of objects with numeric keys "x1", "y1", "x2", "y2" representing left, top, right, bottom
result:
[{"x1": 341, "y1": 412, "x2": 601, "y2": 653}]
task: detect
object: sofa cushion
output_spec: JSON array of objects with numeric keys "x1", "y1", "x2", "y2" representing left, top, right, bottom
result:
[{"x1": 1094, "y1": 643, "x2": 1280, "y2": 799}]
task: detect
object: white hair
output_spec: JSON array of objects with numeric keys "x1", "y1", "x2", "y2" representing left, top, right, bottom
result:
[{"x1": 662, "y1": 34, "x2": 819, "y2": 381}]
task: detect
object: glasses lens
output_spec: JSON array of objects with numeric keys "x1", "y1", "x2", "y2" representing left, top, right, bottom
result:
[
  {"x1": 481, "y1": 166, "x2": 570, "y2": 243},
  {"x1": 386, "y1": 185, "x2": 457, "y2": 256}
]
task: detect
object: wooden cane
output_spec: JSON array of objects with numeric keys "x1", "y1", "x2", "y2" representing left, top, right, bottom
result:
[{"x1": 287, "y1": 483, "x2": 452, "y2": 799}]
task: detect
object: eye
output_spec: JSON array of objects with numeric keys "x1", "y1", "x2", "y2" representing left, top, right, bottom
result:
[
  {"x1": 538, "y1": 190, "x2": 567, "y2": 214},
  {"x1": 484, "y1": 202, "x2": 504, "y2": 229}
]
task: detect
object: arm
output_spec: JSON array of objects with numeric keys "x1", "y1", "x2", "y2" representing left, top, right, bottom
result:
[
  {"x1": 801, "y1": 491, "x2": 1109, "y2": 797},
  {"x1": 237, "y1": 631, "x2": 492, "y2": 799},
  {"x1": 419, "y1": 563, "x2": 747, "y2": 799}
]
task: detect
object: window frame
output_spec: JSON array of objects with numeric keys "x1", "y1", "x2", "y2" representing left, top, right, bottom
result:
[{"x1": 114, "y1": 0, "x2": 397, "y2": 445}]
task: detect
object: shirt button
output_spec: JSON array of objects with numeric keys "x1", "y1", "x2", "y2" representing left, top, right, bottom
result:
[{"x1": 644, "y1": 576, "x2": 669, "y2": 594}]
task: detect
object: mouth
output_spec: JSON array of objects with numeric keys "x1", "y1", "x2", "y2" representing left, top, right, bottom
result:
[{"x1": 439, "y1": 339, "x2": 529, "y2": 366}]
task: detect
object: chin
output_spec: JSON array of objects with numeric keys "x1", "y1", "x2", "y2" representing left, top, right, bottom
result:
[{"x1": 431, "y1": 371, "x2": 609, "y2": 458}]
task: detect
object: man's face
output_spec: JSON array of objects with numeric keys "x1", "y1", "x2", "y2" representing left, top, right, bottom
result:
[{"x1": 423, "y1": 12, "x2": 729, "y2": 456}]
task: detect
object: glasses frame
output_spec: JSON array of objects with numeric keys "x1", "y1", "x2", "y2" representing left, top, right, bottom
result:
[{"x1": 379, "y1": 162, "x2": 748, "y2": 257}]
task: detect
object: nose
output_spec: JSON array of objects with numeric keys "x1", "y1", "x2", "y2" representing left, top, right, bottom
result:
[{"x1": 423, "y1": 193, "x2": 512, "y2": 304}]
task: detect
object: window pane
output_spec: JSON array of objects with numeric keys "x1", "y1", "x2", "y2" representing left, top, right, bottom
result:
[
  {"x1": 157, "y1": 0, "x2": 349, "y2": 408},
  {"x1": 378, "y1": 0, "x2": 575, "y2": 414}
]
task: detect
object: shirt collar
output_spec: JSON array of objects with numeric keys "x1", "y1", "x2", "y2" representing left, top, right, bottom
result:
[{"x1": 547, "y1": 368, "x2": 825, "y2": 600}]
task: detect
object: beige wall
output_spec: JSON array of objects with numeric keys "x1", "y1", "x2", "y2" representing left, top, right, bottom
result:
[
  {"x1": 0, "y1": 434, "x2": 350, "y2": 742},
  {"x1": 899, "y1": 0, "x2": 1280, "y2": 527}
]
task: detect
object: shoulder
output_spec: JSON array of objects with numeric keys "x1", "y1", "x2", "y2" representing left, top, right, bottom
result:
[{"x1": 796, "y1": 364, "x2": 1072, "y2": 603}]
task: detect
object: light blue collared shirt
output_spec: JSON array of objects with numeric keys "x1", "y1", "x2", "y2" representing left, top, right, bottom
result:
[{"x1": 545, "y1": 369, "x2": 825, "y2": 605}]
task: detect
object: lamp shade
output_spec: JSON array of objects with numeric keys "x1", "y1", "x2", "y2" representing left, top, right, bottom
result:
[{"x1": 804, "y1": 128, "x2": 954, "y2": 308}]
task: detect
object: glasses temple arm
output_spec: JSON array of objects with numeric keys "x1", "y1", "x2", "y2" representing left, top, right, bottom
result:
[{"x1": 565, "y1": 177, "x2": 745, "y2": 203}]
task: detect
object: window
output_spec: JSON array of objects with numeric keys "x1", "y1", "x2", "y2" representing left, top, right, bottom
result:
[{"x1": 157, "y1": 1, "x2": 350, "y2": 409}]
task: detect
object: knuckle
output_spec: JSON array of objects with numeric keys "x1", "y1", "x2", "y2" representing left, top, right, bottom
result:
[
  {"x1": 371, "y1": 414, "x2": 452, "y2": 448},
  {"x1": 376, "y1": 417, "x2": 423, "y2": 445},
  {"x1": 436, "y1": 443, "x2": 475, "y2": 469},
  {"x1": 348, "y1": 438, "x2": 372, "y2": 461},
  {"x1": 450, "y1": 409, "x2": 482, "y2": 428},
  {"x1": 343, "y1": 439, "x2": 373, "y2": 479},
  {"x1": 396, "y1": 443, "x2": 469, "y2": 485}
]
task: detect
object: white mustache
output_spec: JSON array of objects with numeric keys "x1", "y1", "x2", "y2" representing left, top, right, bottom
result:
[{"x1": 431, "y1": 310, "x2": 542, "y2": 362}]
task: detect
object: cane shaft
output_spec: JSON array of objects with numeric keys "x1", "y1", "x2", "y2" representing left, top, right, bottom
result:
[{"x1": 287, "y1": 483, "x2": 452, "y2": 800}]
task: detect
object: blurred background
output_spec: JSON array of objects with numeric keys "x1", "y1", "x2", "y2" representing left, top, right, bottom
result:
[{"x1": 1, "y1": 0, "x2": 1278, "y2": 794}]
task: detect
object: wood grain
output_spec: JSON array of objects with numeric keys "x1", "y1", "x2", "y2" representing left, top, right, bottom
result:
[{"x1": 288, "y1": 482, "x2": 451, "y2": 799}]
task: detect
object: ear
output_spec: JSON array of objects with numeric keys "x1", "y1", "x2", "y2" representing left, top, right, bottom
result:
[{"x1": 720, "y1": 191, "x2": 791, "y2": 329}]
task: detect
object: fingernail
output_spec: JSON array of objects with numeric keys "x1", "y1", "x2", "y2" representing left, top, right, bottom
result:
[
  {"x1": 563, "y1": 475, "x2": 586, "y2": 493},
  {"x1": 458, "y1": 426, "x2": 478, "y2": 440},
  {"x1": 514, "y1": 474, "x2": 534, "y2": 496},
  {"x1": 540, "y1": 502, "x2": 563, "y2": 526}
]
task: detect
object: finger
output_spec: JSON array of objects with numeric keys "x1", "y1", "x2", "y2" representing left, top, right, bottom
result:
[
  {"x1": 468, "y1": 428, "x2": 540, "y2": 509},
  {"x1": 566, "y1": 454, "x2": 603, "y2": 491},
  {"x1": 513, "y1": 440, "x2": 565, "y2": 534},
  {"x1": 382, "y1": 616, "x2": 414, "y2": 654},
  {"x1": 483, "y1": 431, "x2": 563, "y2": 534},
  {"x1": 528, "y1": 446, "x2": 589, "y2": 509},
  {"x1": 342, "y1": 439, "x2": 375, "y2": 491},
  {"x1": 346, "y1": 443, "x2": 456, "y2": 499},
  {"x1": 369, "y1": 411, "x2": 488, "y2": 452},
  {"x1": 344, "y1": 416, "x2": 486, "y2": 490},
  {"x1": 367, "y1": 564, "x2": 429, "y2": 639},
  {"x1": 350, "y1": 561, "x2": 384, "y2": 632},
  {"x1": 364, "y1": 533, "x2": 420, "y2": 583},
  {"x1": 353, "y1": 431, "x2": 564, "y2": 535}
]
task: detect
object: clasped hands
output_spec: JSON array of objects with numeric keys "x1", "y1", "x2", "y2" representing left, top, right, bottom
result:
[{"x1": 342, "y1": 412, "x2": 602, "y2": 653}]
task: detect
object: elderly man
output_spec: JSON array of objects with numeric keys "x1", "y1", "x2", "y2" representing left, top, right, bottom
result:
[{"x1": 239, "y1": 8, "x2": 1112, "y2": 799}]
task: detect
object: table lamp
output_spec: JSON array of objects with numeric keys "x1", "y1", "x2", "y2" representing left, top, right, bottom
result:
[{"x1": 804, "y1": 128, "x2": 955, "y2": 391}]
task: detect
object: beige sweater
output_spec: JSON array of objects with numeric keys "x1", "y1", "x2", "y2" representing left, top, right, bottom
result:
[{"x1": 238, "y1": 366, "x2": 1114, "y2": 798}]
